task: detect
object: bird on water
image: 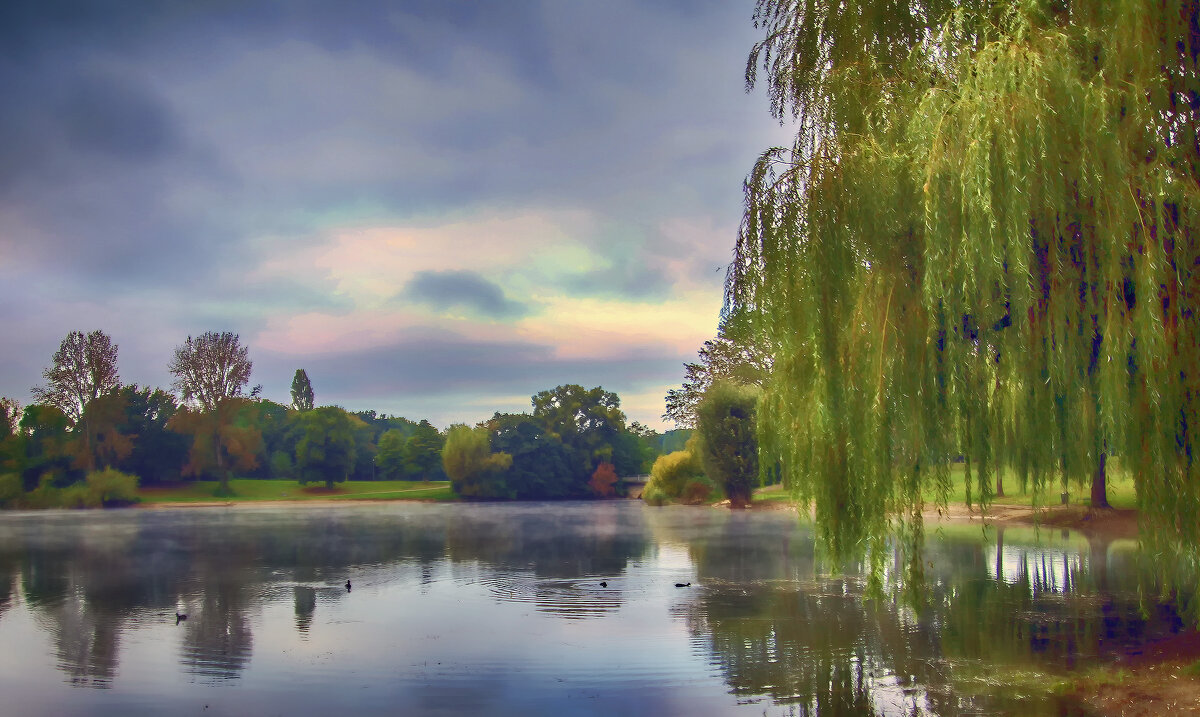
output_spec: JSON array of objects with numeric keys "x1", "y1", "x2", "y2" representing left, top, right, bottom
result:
[
  {"x1": 600, "y1": 581, "x2": 608, "y2": 588},
  {"x1": 346, "y1": 580, "x2": 352, "y2": 591},
  {"x1": 175, "y1": 612, "x2": 187, "y2": 624},
  {"x1": 675, "y1": 582, "x2": 691, "y2": 588}
]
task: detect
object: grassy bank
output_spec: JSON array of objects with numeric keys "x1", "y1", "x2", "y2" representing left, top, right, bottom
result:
[
  {"x1": 139, "y1": 479, "x2": 455, "y2": 504},
  {"x1": 752, "y1": 466, "x2": 1138, "y2": 510}
]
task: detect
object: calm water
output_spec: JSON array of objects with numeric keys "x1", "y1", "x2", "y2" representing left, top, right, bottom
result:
[{"x1": 0, "y1": 502, "x2": 1180, "y2": 716}]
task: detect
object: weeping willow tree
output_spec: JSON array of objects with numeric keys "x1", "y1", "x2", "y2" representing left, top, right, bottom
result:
[{"x1": 728, "y1": 0, "x2": 1199, "y2": 593}]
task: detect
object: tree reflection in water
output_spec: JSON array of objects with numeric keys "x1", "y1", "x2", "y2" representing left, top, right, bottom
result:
[
  {"x1": 672, "y1": 513, "x2": 1183, "y2": 716},
  {"x1": 0, "y1": 504, "x2": 1187, "y2": 716}
]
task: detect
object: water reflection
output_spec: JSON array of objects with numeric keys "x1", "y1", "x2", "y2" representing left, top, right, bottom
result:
[{"x1": 0, "y1": 503, "x2": 1185, "y2": 716}]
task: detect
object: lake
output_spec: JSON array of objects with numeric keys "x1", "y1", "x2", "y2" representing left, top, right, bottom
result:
[{"x1": 0, "y1": 501, "x2": 1181, "y2": 716}]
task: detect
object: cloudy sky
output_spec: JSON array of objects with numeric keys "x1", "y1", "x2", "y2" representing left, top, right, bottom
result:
[{"x1": 0, "y1": 0, "x2": 791, "y2": 430}]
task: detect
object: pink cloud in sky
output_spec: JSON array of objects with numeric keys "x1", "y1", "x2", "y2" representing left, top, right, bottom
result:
[{"x1": 252, "y1": 209, "x2": 596, "y2": 305}]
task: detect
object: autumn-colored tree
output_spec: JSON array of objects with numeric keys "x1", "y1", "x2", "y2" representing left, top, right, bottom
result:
[
  {"x1": 588, "y1": 462, "x2": 618, "y2": 498},
  {"x1": 642, "y1": 439, "x2": 710, "y2": 506},
  {"x1": 169, "y1": 397, "x2": 262, "y2": 496},
  {"x1": 71, "y1": 393, "x2": 134, "y2": 472}
]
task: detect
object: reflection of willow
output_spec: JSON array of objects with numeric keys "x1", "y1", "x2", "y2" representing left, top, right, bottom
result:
[
  {"x1": 680, "y1": 516, "x2": 1187, "y2": 716},
  {"x1": 685, "y1": 583, "x2": 886, "y2": 716},
  {"x1": 933, "y1": 530, "x2": 1182, "y2": 670},
  {"x1": 674, "y1": 513, "x2": 933, "y2": 715}
]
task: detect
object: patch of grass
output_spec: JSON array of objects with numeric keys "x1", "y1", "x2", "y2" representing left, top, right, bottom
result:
[
  {"x1": 139, "y1": 479, "x2": 455, "y2": 504},
  {"x1": 923, "y1": 464, "x2": 1137, "y2": 510},
  {"x1": 751, "y1": 486, "x2": 794, "y2": 504}
]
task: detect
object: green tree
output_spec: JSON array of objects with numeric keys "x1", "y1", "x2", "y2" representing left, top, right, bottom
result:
[
  {"x1": 488, "y1": 412, "x2": 573, "y2": 499},
  {"x1": 18, "y1": 404, "x2": 80, "y2": 490},
  {"x1": 727, "y1": 0, "x2": 1200, "y2": 578},
  {"x1": 295, "y1": 406, "x2": 358, "y2": 490},
  {"x1": 31, "y1": 330, "x2": 120, "y2": 426},
  {"x1": 253, "y1": 400, "x2": 299, "y2": 478},
  {"x1": 290, "y1": 369, "x2": 315, "y2": 412},
  {"x1": 0, "y1": 398, "x2": 21, "y2": 479},
  {"x1": 403, "y1": 420, "x2": 444, "y2": 481},
  {"x1": 694, "y1": 381, "x2": 760, "y2": 509},
  {"x1": 532, "y1": 384, "x2": 626, "y2": 489},
  {"x1": 664, "y1": 312, "x2": 771, "y2": 428},
  {"x1": 113, "y1": 386, "x2": 188, "y2": 484},
  {"x1": 375, "y1": 428, "x2": 407, "y2": 481},
  {"x1": 442, "y1": 424, "x2": 512, "y2": 499}
]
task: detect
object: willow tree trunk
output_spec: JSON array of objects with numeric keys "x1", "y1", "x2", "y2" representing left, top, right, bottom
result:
[{"x1": 1090, "y1": 452, "x2": 1109, "y2": 509}]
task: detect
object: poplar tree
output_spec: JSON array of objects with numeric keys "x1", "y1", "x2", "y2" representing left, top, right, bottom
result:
[
  {"x1": 728, "y1": 0, "x2": 1199, "y2": 588},
  {"x1": 290, "y1": 369, "x2": 315, "y2": 412}
]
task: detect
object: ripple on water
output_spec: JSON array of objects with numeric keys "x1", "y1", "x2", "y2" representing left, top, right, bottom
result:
[{"x1": 472, "y1": 573, "x2": 624, "y2": 619}]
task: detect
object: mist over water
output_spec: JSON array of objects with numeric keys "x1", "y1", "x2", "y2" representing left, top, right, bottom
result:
[{"x1": 0, "y1": 502, "x2": 1181, "y2": 716}]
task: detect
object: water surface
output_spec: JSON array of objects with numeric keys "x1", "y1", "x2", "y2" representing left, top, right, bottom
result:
[{"x1": 0, "y1": 502, "x2": 1179, "y2": 716}]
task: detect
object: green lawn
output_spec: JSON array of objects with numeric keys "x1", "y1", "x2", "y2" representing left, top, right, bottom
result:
[
  {"x1": 139, "y1": 479, "x2": 455, "y2": 504},
  {"x1": 754, "y1": 465, "x2": 1138, "y2": 510},
  {"x1": 927, "y1": 465, "x2": 1137, "y2": 510}
]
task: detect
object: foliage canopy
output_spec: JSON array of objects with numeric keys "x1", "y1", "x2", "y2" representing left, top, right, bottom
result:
[{"x1": 727, "y1": 0, "x2": 1200, "y2": 582}]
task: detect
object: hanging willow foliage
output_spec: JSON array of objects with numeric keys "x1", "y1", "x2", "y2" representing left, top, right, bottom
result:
[{"x1": 729, "y1": 0, "x2": 1199, "y2": 596}]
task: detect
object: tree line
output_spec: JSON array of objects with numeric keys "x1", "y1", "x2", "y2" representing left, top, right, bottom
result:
[{"x1": 0, "y1": 330, "x2": 686, "y2": 506}]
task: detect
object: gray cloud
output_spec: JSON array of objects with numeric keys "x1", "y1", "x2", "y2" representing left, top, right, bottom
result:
[
  {"x1": 0, "y1": 0, "x2": 790, "y2": 427},
  {"x1": 403, "y1": 270, "x2": 529, "y2": 320},
  {"x1": 57, "y1": 71, "x2": 181, "y2": 161}
]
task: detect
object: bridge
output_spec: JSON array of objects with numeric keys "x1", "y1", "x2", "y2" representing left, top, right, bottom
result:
[{"x1": 619, "y1": 474, "x2": 650, "y2": 499}]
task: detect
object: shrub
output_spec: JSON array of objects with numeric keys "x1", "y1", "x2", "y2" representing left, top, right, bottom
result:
[
  {"x1": 0, "y1": 473, "x2": 21, "y2": 507},
  {"x1": 643, "y1": 443, "x2": 713, "y2": 505},
  {"x1": 86, "y1": 468, "x2": 140, "y2": 506}
]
